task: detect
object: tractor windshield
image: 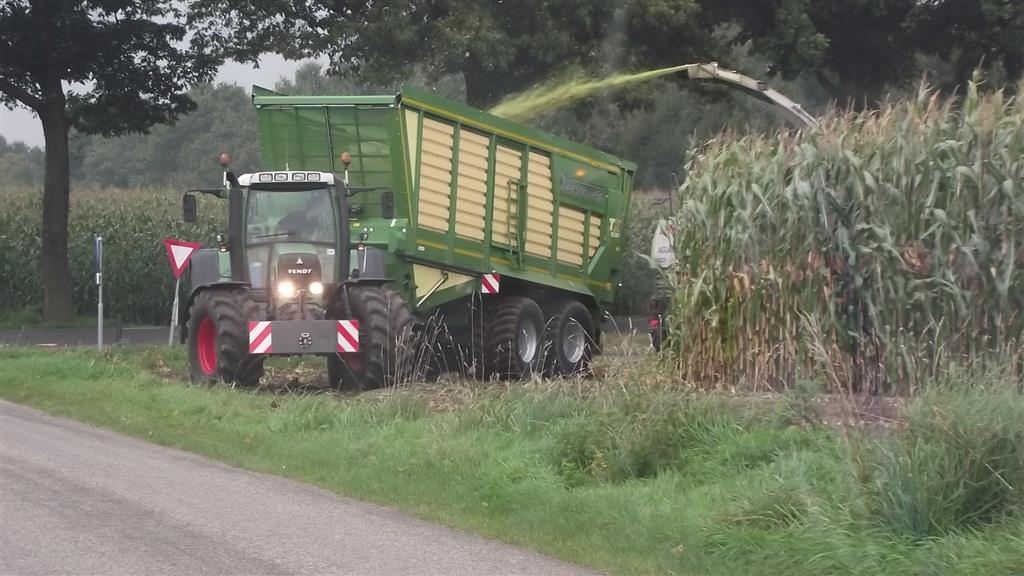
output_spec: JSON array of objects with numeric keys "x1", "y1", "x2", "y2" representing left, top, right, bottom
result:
[
  {"x1": 245, "y1": 187, "x2": 336, "y2": 245},
  {"x1": 244, "y1": 186, "x2": 339, "y2": 290}
]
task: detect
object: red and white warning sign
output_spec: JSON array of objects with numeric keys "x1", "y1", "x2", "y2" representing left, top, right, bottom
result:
[
  {"x1": 249, "y1": 321, "x2": 272, "y2": 354},
  {"x1": 336, "y1": 320, "x2": 360, "y2": 353},
  {"x1": 481, "y1": 273, "x2": 500, "y2": 294},
  {"x1": 163, "y1": 238, "x2": 202, "y2": 278}
]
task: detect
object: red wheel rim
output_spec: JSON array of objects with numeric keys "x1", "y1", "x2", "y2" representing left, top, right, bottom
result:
[{"x1": 197, "y1": 317, "x2": 217, "y2": 375}]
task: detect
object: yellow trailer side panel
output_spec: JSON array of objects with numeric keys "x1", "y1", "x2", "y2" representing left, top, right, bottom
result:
[
  {"x1": 525, "y1": 152, "x2": 554, "y2": 258},
  {"x1": 557, "y1": 206, "x2": 586, "y2": 266},
  {"x1": 453, "y1": 129, "x2": 490, "y2": 241},
  {"x1": 417, "y1": 117, "x2": 454, "y2": 232}
]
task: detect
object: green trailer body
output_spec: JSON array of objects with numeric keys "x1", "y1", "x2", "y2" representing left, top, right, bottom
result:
[{"x1": 251, "y1": 86, "x2": 635, "y2": 318}]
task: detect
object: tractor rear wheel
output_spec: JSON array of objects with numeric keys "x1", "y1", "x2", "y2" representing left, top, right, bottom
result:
[
  {"x1": 484, "y1": 296, "x2": 544, "y2": 379},
  {"x1": 187, "y1": 288, "x2": 264, "y2": 387},
  {"x1": 328, "y1": 285, "x2": 413, "y2": 391}
]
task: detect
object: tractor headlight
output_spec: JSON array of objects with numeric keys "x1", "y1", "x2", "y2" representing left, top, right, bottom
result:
[
  {"x1": 308, "y1": 281, "x2": 324, "y2": 295},
  {"x1": 277, "y1": 280, "x2": 297, "y2": 299}
]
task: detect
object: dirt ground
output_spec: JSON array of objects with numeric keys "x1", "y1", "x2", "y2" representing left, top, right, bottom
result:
[{"x1": 147, "y1": 331, "x2": 908, "y2": 431}]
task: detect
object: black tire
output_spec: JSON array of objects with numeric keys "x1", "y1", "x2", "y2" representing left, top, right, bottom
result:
[
  {"x1": 328, "y1": 285, "x2": 413, "y2": 391},
  {"x1": 326, "y1": 354, "x2": 355, "y2": 392},
  {"x1": 468, "y1": 295, "x2": 489, "y2": 379},
  {"x1": 651, "y1": 326, "x2": 664, "y2": 352},
  {"x1": 543, "y1": 300, "x2": 595, "y2": 376},
  {"x1": 187, "y1": 288, "x2": 264, "y2": 387},
  {"x1": 484, "y1": 296, "x2": 544, "y2": 379}
]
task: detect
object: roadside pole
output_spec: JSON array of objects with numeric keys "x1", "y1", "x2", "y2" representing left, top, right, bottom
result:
[
  {"x1": 168, "y1": 277, "x2": 180, "y2": 346},
  {"x1": 95, "y1": 235, "x2": 103, "y2": 350}
]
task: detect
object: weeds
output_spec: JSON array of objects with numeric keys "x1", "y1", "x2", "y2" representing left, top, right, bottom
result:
[{"x1": 859, "y1": 371, "x2": 1024, "y2": 538}]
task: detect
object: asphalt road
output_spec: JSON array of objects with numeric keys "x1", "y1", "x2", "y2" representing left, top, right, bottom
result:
[
  {"x1": 0, "y1": 401, "x2": 598, "y2": 576},
  {"x1": 0, "y1": 326, "x2": 166, "y2": 347}
]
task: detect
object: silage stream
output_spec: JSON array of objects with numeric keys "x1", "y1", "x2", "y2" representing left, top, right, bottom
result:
[{"x1": 488, "y1": 63, "x2": 698, "y2": 122}]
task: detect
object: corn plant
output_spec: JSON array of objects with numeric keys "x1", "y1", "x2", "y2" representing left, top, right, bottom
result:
[
  {"x1": 0, "y1": 187, "x2": 225, "y2": 324},
  {"x1": 664, "y1": 79, "x2": 1024, "y2": 394}
]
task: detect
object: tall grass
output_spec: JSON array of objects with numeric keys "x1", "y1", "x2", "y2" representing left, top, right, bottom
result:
[
  {"x1": 0, "y1": 188, "x2": 224, "y2": 324},
  {"x1": 861, "y1": 369, "x2": 1024, "y2": 538},
  {"x1": 665, "y1": 80, "x2": 1024, "y2": 394}
]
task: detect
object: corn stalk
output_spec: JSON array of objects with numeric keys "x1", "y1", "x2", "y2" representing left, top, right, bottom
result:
[{"x1": 664, "y1": 80, "x2": 1024, "y2": 394}]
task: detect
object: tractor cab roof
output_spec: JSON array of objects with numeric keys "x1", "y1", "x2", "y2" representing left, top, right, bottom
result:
[{"x1": 238, "y1": 171, "x2": 336, "y2": 187}]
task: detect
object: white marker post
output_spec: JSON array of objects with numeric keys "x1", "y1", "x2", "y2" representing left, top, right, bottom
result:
[
  {"x1": 168, "y1": 276, "x2": 180, "y2": 346},
  {"x1": 95, "y1": 235, "x2": 103, "y2": 350},
  {"x1": 163, "y1": 238, "x2": 201, "y2": 346}
]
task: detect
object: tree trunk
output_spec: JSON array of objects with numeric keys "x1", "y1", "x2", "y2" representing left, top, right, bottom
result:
[{"x1": 40, "y1": 98, "x2": 74, "y2": 322}]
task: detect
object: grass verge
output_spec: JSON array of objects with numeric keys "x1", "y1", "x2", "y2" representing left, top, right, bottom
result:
[{"x1": 1, "y1": 346, "x2": 1021, "y2": 575}]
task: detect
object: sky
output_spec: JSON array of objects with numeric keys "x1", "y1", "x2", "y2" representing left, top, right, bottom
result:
[{"x1": 0, "y1": 54, "x2": 317, "y2": 149}]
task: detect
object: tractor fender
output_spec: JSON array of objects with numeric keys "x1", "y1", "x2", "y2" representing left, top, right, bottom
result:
[{"x1": 179, "y1": 281, "x2": 251, "y2": 343}]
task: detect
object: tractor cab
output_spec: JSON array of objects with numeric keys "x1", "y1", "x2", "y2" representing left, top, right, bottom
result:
[
  {"x1": 183, "y1": 156, "x2": 354, "y2": 323},
  {"x1": 236, "y1": 171, "x2": 346, "y2": 314}
]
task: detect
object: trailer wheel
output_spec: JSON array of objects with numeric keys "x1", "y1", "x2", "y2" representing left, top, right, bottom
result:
[
  {"x1": 543, "y1": 300, "x2": 595, "y2": 376},
  {"x1": 187, "y1": 288, "x2": 264, "y2": 387},
  {"x1": 329, "y1": 285, "x2": 413, "y2": 391},
  {"x1": 486, "y1": 296, "x2": 544, "y2": 379}
]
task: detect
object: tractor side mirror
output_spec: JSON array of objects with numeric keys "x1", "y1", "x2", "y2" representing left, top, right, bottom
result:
[{"x1": 183, "y1": 194, "x2": 197, "y2": 223}]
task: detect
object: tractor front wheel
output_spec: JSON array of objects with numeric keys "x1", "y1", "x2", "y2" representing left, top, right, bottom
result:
[
  {"x1": 328, "y1": 285, "x2": 413, "y2": 391},
  {"x1": 187, "y1": 288, "x2": 264, "y2": 387}
]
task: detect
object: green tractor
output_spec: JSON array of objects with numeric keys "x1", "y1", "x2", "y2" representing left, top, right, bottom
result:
[
  {"x1": 181, "y1": 87, "x2": 635, "y2": 390},
  {"x1": 182, "y1": 153, "x2": 411, "y2": 390}
]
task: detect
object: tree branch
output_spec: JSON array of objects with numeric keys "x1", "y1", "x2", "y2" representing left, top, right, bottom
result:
[{"x1": 0, "y1": 77, "x2": 43, "y2": 111}]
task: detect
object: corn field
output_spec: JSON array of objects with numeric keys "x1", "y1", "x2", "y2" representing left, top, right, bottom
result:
[
  {"x1": 664, "y1": 82, "x2": 1024, "y2": 394},
  {"x1": 0, "y1": 188, "x2": 224, "y2": 324}
]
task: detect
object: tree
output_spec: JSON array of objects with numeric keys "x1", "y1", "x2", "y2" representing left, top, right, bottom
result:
[
  {"x1": 0, "y1": 136, "x2": 45, "y2": 187},
  {"x1": 0, "y1": 1, "x2": 220, "y2": 320},
  {"x1": 909, "y1": 0, "x2": 1024, "y2": 89},
  {"x1": 191, "y1": 0, "x2": 620, "y2": 109},
  {"x1": 76, "y1": 83, "x2": 261, "y2": 189}
]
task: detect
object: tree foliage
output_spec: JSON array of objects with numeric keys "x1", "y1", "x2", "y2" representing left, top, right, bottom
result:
[
  {"x1": 190, "y1": 0, "x2": 619, "y2": 108},
  {"x1": 75, "y1": 83, "x2": 260, "y2": 189},
  {"x1": 0, "y1": 136, "x2": 44, "y2": 187},
  {"x1": 910, "y1": 0, "x2": 1024, "y2": 88},
  {"x1": 0, "y1": 1, "x2": 223, "y2": 321},
  {"x1": 0, "y1": 1, "x2": 216, "y2": 135},
  {"x1": 190, "y1": 0, "x2": 1023, "y2": 113}
]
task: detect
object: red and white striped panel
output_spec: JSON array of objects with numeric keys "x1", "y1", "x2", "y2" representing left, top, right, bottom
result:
[
  {"x1": 481, "y1": 273, "x2": 500, "y2": 294},
  {"x1": 336, "y1": 320, "x2": 360, "y2": 353},
  {"x1": 248, "y1": 321, "x2": 272, "y2": 354}
]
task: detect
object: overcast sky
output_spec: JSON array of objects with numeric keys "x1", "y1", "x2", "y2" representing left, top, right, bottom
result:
[{"x1": 0, "y1": 54, "x2": 317, "y2": 149}]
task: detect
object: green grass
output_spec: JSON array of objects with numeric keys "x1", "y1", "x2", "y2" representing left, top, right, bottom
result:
[{"x1": 1, "y1": 346, "x2": 1021, "y2": 575}]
